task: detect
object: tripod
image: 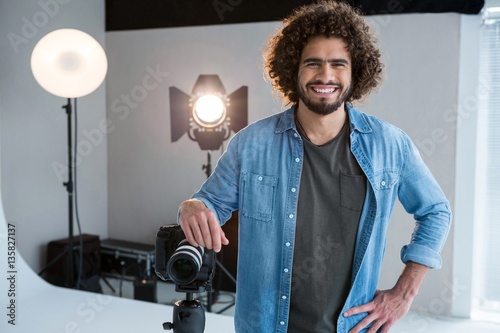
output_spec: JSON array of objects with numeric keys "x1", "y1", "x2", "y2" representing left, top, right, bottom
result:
[{"x1": 163, "y1": 293, "x2": 206, "y2": 333}]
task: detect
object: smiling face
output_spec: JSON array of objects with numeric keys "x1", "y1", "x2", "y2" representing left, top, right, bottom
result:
[{"x1": 297, "y1": 36, "x2": 353, "y2": 116}]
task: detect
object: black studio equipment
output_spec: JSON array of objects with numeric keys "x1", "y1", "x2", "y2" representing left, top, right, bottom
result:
[
  {"x1": 155, "y1": 225, "x2": 216, "y2": 333},
  {"x1": 100, "y1": 238, "x2": 157, "y2": 302}
]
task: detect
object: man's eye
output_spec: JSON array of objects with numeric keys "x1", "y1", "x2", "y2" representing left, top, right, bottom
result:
[
  {"x1": 306, "y1": 62, "x2": 320, "y2": 67},
  {"x1": 331, "y1": 62, "x2": 345, "y2": 68}
]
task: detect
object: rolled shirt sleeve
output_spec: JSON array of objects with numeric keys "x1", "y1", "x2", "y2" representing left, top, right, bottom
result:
[{"x1": 398, "y1": 135, "x2": 452, "y2": 269}]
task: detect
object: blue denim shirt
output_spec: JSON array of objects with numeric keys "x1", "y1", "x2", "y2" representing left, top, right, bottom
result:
[{"x1": 191, "y1": 105, "x2": 451, "y2": 333}]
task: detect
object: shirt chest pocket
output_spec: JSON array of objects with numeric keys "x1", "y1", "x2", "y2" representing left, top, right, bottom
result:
[
  {"x1": 241, "y1": 172, "x2": 278, "y2": 222},
  {"x1": 372, "y1": 170, "x2": 399, "y2": 191}
]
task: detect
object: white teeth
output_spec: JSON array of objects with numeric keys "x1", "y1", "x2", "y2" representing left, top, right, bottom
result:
[{"x1": 313, "y1": 87, "x2": 337, "y2": 93}]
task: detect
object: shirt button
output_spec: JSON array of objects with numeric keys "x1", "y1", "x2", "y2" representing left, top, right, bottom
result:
[
  {"x1": 381, "y1": 180, "x2": 386, "y2": 186},
  {"x1": 258, "y1": 176, "x2": 263, "y2": 181},
  {"x1": 295, "y1": 158, "x2": 300, "y2": 162},
  {"x1": 294, "y1": 133, "x2": 298, "y2": 138},
  {"x1": 284, "y1": 268, "x2": 289, "y2": 273},
  {"x1": 291, "y1": 188, "x2": 296, "y2": 192},
  {"x1": 289, "y1": 214, "x2": 294, "y2": 219},
  {"x1": 280, "y1": 321, "x2": 285, "y2": 325},
  {"x1": 282, "y1": 295, "x2": 287, "y2": 300},
  {"x1": 285, "y1": 242, "x2": 291, "y2": 247}
]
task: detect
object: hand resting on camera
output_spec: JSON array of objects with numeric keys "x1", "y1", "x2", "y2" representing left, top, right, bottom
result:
[{"x1": 179, "y1": 199, "x2": 229, "y2": 253}]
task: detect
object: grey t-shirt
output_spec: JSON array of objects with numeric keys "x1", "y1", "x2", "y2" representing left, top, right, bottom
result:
[{"x1": 288, "y1": 116, "x2": 366, "y2": 333}]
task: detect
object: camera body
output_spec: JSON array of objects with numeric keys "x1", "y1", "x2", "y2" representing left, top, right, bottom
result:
[{"x1": 155, "y1": 224, "x2": 215, "y2": 293}]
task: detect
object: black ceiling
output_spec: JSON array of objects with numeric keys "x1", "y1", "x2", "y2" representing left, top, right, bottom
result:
[{"x1": 106, "y1": 0, "x2": 485, "y2": 31}]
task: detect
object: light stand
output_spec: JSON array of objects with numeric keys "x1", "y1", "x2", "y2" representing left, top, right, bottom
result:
[
  {"x1": 202, "y1": 151, "x2": 212, "y2": 179},
  {"x1": 62, "y1": 98, "x2": 75, "y2": 287},
  {"x1": 31, "y1": 29, "x2": 107, "y2": 288},
  {"x1": 37, "y1": 98, "x2": 81, "y2": 288}
]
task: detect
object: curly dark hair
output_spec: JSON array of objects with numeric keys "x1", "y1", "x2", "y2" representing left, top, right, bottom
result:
[{"x1": 264, "y1": 0, "x2": 384, "y2": 104}]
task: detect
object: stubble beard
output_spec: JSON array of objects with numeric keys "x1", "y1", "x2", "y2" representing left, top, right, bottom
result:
[{"x1": 298, "y1": 82, "x2": 353, "y2": 116}]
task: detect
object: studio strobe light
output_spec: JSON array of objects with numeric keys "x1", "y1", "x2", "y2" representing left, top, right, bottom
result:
[{"x1": 170, "y1": 74, "x2": 248, "y2": 151}]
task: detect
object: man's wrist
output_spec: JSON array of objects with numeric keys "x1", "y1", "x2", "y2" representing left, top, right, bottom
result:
[{"x1": 394, "y1": 261, "x2": 429, "y2": 299}]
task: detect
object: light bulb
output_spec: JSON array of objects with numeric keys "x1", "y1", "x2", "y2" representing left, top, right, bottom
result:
[
  {"x1": 31, "y1": 29, "x2": 107, "y2": 98},
  {"x1": 192, "y1": 94, "x2": 226, "y2": 128}
]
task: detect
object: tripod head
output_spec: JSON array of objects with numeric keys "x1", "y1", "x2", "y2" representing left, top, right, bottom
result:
[{"x1": 163, "y1": 292, "x2": 206, "y2": 333}]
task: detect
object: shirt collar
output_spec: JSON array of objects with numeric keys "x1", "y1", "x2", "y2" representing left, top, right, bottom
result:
[
  {"x1": 346, "y1": 104, "x2": 372, "y2": 134},
  {"x1": 275, "y1": 106, "x2": 297, "y2": 134}
]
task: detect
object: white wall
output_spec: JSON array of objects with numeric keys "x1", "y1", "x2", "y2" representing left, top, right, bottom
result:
[
  {"x1": 362, "y1": 13, "x2": 459, "y2": 316},
  {"x1": 0, "y1": 0, "x2": 108, "y2": 273},
  {"x1": 105, "y1": 13, "x2": 463, "y2": 314}
]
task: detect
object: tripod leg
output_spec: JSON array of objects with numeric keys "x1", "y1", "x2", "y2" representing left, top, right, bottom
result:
[
  {"x1": 100, "y1": 275, "x2": 116, "y2": 293},
  {"x1": 216, "y1": 259, "x2": 237, "y2": 284}
]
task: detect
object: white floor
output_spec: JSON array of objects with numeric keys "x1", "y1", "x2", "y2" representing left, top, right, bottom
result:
[
  {"x1": 392, "y1": 313, "x2": 500, "y2": 333},
  {"x1": 0, "y1": 245, "x2": 235, "y2": 333},
  {"x1": 100, "y1": 277, "x2": 500, "y2": 333}
]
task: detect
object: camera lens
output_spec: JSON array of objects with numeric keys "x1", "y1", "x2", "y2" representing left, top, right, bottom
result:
[
  {"x1": 172, "y1": 259, "x2": 195, "y2": 279},
  {"x1": 167, "y1": 240, "x2": 204, "y2": 285}
]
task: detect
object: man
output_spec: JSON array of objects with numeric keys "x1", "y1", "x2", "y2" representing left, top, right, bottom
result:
[{"x1": 178, "y1": 1, "x2": 451, "y2": 332}]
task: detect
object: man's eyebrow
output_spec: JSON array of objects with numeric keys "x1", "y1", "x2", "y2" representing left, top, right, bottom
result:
[{"x1": 302, "y1": 57, "x2": 349, "y2": 64}]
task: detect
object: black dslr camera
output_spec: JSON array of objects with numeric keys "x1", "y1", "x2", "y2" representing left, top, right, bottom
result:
[
  {"x1": 155, "y1": 225, "x2": 216, "y2": 332},
  {"x1": 155, "y1": 224, "x2": 216, "y2": 293}
]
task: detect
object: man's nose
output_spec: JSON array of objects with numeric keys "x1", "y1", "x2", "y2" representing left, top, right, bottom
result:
[{"x1": 315, "y1": 65, "x2": 334, "y2": 82}]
